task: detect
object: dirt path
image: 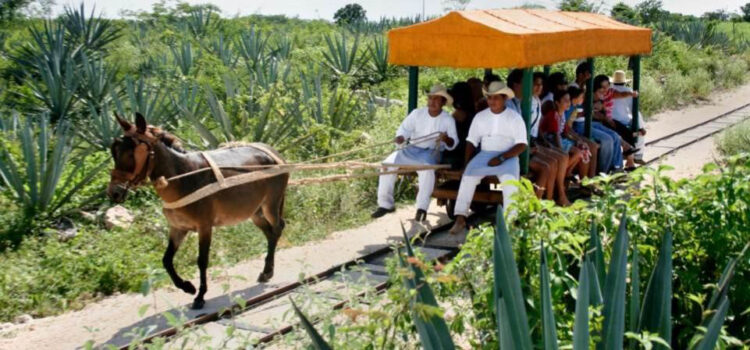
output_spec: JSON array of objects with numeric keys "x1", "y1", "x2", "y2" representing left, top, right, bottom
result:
[
  {"x1": 2, "y1": 81, "x2": 749, "y2": 350},
  {"x1": 643, "y1": 82, "x2": 750, "y2": 178}
]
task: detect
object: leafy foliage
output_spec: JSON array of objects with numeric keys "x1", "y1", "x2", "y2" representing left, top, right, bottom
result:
[{"x1": 333, "y1": 4, "x2": 367, "y2": 26}]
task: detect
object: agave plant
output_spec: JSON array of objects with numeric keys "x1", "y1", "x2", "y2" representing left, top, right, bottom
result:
[
  {"x1": 78, "y1": 102, "x2": 120, "y2": 150},
  {"x1": 270, "y1": 35, "x2": 293, "y2": 60},
  {"x1": 15, "y1": 21, "x2": 81, "y2": 123},
  {"x1": 170, "y1": 40, "x2": 196, "y2": 76},
  {"x1": 0, "y1": 113, "x2": 108, "y2": 219},
  {"x1": 78, "y1": 52, "x2": 118, "y2": 111},
  {"x1": 236, "y1": 25, "x2": 269, "y2": 72},
  {"x1": 367, "y1": 35, "x2": 390, "y2": 82},
  {"x1": 210, "y1": 33, "x2": 237, "y2": 68},
  {"x1": 322, "y1": 31, "x2": 362, "y2": 76},
  {"x1": 112, "y1": 76, "x2": 173, "y2": 127},
  {"x1": 185, "y1": 6, "x2": 220, "y2": 38},
  {"x1": 61, "y1": 3, "x2": 121, "y2": 53}
]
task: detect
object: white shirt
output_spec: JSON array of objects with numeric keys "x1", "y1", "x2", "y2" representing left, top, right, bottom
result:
[
  {"x1": 506, "y1": 97, "x2": 542, "y2": 138},
  {"x1": 396, "y1": 107, "x2": 458, "y2": 151},
  {"x1": 466, "y1": 107, "x2": 528, "y2": 153},
  {"x1": 611, "y1": 85, "x2": 632, "y2": 125}
]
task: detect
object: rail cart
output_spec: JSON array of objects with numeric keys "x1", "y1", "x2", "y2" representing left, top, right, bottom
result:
[{"x1": 386, "y1": 9, "x2": 652, "y2": 217}]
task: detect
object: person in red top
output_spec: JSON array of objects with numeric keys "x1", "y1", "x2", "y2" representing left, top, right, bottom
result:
[
  {"x1": 593, "y1": 74, "x2": 639, "y2": 168},
  {"x1": 540, "y1": 90, "x2": 586, "y2": 187}
]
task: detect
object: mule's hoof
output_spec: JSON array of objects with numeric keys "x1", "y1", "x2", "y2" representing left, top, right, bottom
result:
[
  {"x1": 179, "y1": 281, "x2": 197, "y2": 295},
  {"x1": 257, "y1": 272, "x2": 273, "y2": 283},
  {"x1": 191, "y1": 298, "x2": 205, "y2": 310}
]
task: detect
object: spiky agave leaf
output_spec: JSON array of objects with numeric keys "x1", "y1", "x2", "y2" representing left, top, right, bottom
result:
[
  {"x1": 696, "y1": 297, "x2": 729, "y2": 350},
  {"x1": 493, "y1": 208, "x2": 533, "y2": 350},
  {"x1": 601, "y1": 210, "x2": 630, "y2": 350},
  {"x1": 540, "y1": 241, "x2": 559, "y2": 350},
  {"x1": 573, "y1": 259, "x2": 592, "y2": 350},
  {"x1": 628, "y1": 237, "x2": 641, "y2": 350},
  {"x1": 290, "y1": 299, "x2": 333, "y2": 350},
  {"x1": 398, "y1": 223, "x2": 455, "y2": 349},
  {"x1": 638, "y1": 230, "x2": 672, "y2": 349}
]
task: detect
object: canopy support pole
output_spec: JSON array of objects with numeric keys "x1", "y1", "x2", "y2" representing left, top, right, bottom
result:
[
  {"x1": 520, "y1": 68, "x2": 533, "y2": 175},
  {"x1": 631, "y1": 55, "x2": 641, "y2": 144},
  {"x1": 584, "y1": 58, "x2": 595, "y2": 138},
  {"x1": 408, "y1": 66, "x2": 419, "y2": 113},
  {"x1": 543, "y1": 65, "x2": 551, "y2": 77}
]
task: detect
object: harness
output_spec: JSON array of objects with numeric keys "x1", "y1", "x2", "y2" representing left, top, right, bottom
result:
[{"x1": 110, "y1": 131, "x2": 158, "y2": 192}]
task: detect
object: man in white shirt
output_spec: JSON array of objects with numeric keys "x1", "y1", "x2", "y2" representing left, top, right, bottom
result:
[
  {"x1": 449, "y1": 81, "x2": 528, "y2": 234},
  {"x1": 610, "y1": 70, "x2": 646, "y2": 163},
  {"x1": 372, "y1": 84, "x2": 459, "y2": 222}
]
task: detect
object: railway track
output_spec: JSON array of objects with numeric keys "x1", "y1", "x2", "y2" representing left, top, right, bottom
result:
[
  {"x1": 643, "y1": 102, "x2": 750, "y2": 165},
  {"x1": 105, "y1": 103, "x2": 750, "y2": 349},
  {"x1": 107, "y1": 214, "x2": 488, "y2": 349}
]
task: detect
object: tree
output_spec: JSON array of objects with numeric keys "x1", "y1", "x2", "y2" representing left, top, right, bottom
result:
[
  {"x1": 443, "y1": 0, "x2": 471, "y2": 12},
  {"x1": 611, "y1": 2, "x2": 639, "y2": 24},
  {"x1": 333, "y1": 3, "x2": 367, "y2": 26},
  {"x1": 740, "y1": 2, "x2": 750, "y2": 21},
  {"x1": 0, "y1": 0, "x2": 31, "y2": 22},
  {"x1": 636, "y1": 0, "x2": 667, "y2": 24},
  {"x1": 557, "y1": 0, "x2": 602, "y2": 13},
  {"x1": 702, "y1": 9, "x2": 730, "y2": 21}
]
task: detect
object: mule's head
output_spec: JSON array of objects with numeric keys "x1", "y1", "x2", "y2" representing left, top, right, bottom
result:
[{"x1": 108, "y1": 113, "x2": 156, "y2": 203}]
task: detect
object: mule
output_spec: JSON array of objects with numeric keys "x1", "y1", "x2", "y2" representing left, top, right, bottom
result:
[{"x1": 107, "y1": 113, "x2": 288, "y2": 309}]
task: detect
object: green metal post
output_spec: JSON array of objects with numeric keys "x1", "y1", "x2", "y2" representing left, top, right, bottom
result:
[
  {"x1": 543, "y1": 65, "x2": 551, "y2": 77},
  {"x1": 408, "y1": 66, "x2": 419, "y2": 113},
  {"x1": 631, "y1": 55, "x2": 641, "y2": 144},
  {"x1": 520, "y1": 68, "x2": 533, "y2": 175},
  {"x1": 584, "y1": 58, "x2": 595, "y2": 138}
]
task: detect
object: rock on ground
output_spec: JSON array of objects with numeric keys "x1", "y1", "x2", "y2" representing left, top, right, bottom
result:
[{"x1": 104, "y1": 205, "x2": 134, "y2": 230}]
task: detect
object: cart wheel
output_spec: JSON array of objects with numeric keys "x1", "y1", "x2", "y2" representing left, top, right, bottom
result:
[{"x1": 446, "y1": 199, "x2": 456, "y2": 220}]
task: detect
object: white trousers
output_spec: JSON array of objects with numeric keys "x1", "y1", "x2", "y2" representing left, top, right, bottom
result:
[
  {"x1": 376, "y1": 149, "x2": 436, "y2": 211},
  {"x1": 377, "y1": 169, "x2": 435, "y2": 211},
  {"x1": 454, "y1": 156, "x2": 520, "y2": 217}
]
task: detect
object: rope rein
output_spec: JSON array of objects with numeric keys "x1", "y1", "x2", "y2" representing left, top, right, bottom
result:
[{"x1": 157, "y1": 133, "x2": 448, "y2": 209}]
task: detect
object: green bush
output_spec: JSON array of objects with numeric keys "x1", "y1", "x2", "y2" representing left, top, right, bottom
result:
[{"x1": 717, "y1": 119, "x2": 750, "y2": 156}]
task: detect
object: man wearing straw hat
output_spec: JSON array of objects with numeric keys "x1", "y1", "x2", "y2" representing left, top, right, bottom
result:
[
  {"x1": 611, "y1": 70, "x2": 646, "y2": 164},
  {"x1": 449, "y1": 81, "x2": 528, "y2": 234},
  {"x1": 371, "y1": 84, "x2": 458, "y2": 222}
]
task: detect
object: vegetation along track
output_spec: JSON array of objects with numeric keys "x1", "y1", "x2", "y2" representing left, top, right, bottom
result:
[
  {"x1": 644, "y1": 102, "x2": 750, "y2": 164},
  {"x1": 107, "y1": 215, "x2": 487, "y2": 349},
  {"x1": 104, "y1": 104, "x2": 750, "y2": 349}
]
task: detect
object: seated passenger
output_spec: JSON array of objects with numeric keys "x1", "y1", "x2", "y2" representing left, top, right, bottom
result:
[
  {"x1": 593, "y1": 75, "x2": 639, "y2": 168},
  {"x1": 540, "y1": 90, "x2": 587, "y2": 188},
  {"x1": 372, "y1": 84, "x2": 458, "y2": 222},
  {"x1": 443, "y1": 82, "x2": 476, "y2": 169},
  {"x1": 610, "y1": 70, "x2": 646, "y2": 165},
  {"x1": 505, "y1": 69, "x2": 559, "y2": 201},
  {"x1": 563, "y1": 87, "x2": 600, "y2": 178},
  {"x1": 449, "y1": 81, "x2": 527, "y2": 234},
  {"x1": 542, "y1": 72, "x2": 568, "y2": 114},
  {"x1": 568, "y1": 86, "x2": 624, "y2": 173},
  {"x1": 569, "y1": 61, "x2": 592, "y2": 89}
]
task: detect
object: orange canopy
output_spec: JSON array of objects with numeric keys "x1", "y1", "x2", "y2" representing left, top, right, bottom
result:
[{"x1": 387, "y1": 9, "x2": 652, "y2": 69}]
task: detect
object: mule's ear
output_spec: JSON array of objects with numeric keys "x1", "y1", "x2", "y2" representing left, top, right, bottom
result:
[
  {"x1": 115, "y1": 114, "x2": 132, "y2": 131},
  {"x1": 135, "y1": 112, "x2": 147, "y2": 134}
]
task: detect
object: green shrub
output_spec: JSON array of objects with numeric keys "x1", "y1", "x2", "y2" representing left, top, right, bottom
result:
[{"x1": 717, "y1": 120, "x2": 750, "y2": 157}]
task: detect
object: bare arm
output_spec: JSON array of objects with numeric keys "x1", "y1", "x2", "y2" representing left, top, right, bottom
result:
[{"x1": 501, "y1": 143, "x2": 527, "y2": 159}]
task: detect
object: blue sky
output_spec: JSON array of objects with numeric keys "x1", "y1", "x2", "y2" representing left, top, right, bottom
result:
[{"x1": 51, "y1": 0, "x2": 749, "y2": 19}]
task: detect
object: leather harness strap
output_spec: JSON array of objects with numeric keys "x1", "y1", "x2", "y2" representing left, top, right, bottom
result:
[{"x1": 201, "y1": 152, "x2": 227, "y2": 188}]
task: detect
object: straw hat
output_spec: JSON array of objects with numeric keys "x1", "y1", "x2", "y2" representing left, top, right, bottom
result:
[
  {"x1": 427, "y1": 84, "x2": 453, "y2": 107},
  {"x1": 482, "y1": 81, "x2": 515, "y2": 99},
  {"x1": 612, "y1": 70, "x2": 631, "y2": 84}
]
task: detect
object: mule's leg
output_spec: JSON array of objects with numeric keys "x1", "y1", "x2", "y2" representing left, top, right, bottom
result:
[
  {"x1": 192, "y1": 226, "x2": 213, "y2": 310},
  {"x1": 163, "y1": 228, "x2": 196, "y2": 295},
  {"x1": 250, "y1": 211, "x2": 278, "y2": 283}
]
